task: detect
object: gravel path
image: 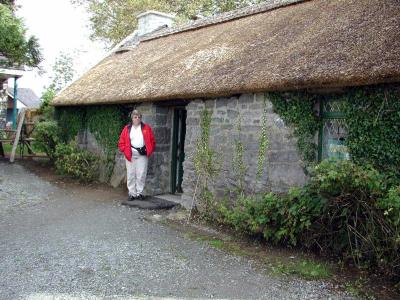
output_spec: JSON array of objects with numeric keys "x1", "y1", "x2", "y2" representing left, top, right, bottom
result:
[{"x1": 0, "y1": 161, "x2": 355, "y2": 300}]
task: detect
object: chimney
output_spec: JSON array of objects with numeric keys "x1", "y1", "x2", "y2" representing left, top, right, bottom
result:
[{"x1": 136, "y1": 11, "x2": 175, "y2": 36}]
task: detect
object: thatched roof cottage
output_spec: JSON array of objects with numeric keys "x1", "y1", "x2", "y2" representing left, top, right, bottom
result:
[{"x1": 52, "y1": 0, "x2": 400, "y2": 204}]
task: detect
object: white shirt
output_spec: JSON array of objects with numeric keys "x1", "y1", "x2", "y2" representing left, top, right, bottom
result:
[{"x1": 130, "y1": 125, "x2": 144, "y2": 148}]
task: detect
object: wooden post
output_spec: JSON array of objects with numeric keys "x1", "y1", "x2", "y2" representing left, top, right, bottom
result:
[{"x1": 10, "y1": 108, "x2": 25, "y2": 163}]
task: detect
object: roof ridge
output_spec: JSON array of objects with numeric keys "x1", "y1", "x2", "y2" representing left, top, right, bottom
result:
[{"x1": 140, "y1": 0, "x2": 306, "y2": 42}]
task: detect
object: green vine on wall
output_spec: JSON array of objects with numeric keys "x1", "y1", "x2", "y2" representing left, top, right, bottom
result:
[
  {"x1": 341, "y1": 86, "x2": 400, "y2": 180},
  {"x1": 86, "y1": 105, "x2": 128, "y2": 179},
  {"x1": 56, "y1": 105, "x2": 129, "y2": 180},
  {"x1": 232, "y1": 113, "x2": 247, "y2": 196},
  {"x1": 268, "y1": 85, "x2": 400, "y2": 181},
  {"x1": 190, "y1": 108, "x2": 220, "y2": 219},
  {"x1": 269, "y1": 92, "x2": 320, "y2": 165},
  {"x1": 55, "y1": 106, "x2": 86, "y2": 143},
  {"x1": 256, "y1": 97, "x2": 270, "y2": 183}
]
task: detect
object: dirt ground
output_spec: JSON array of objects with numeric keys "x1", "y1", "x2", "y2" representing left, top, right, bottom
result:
[{"x1": 0, "y1": 158, "x2": 397, "y2": 299}]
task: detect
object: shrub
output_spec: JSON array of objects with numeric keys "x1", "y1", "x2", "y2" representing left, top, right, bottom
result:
[
  {"x1": 216, "y1": 160, "x2": 400, "y2": 279},
  {"x1": 219, "y1": 189, "x2": 325, "y2": 246},
  {"x1": 55, "y1": 142, "x2": 99, "y2": 182},
  {"x1": 32, "y1": 121, "x2": 61, "y2": 161}
]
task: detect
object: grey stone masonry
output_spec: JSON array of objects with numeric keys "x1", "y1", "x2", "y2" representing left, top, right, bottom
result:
[
  {"x1": 181, "y1": 93, "x2": 307, "y2": 205},
  {"x1": 78, "y1": 103, "x2": 173, "y2": 196},
  {"x1": 136, "y1": 102, "x2": 172, "y2": 196}
]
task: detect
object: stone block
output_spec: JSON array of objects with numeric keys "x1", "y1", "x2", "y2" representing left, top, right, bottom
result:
[
  {"x1": 186, "y1": 117, "x2": 200, "y2": 126},
  {"x1": 227, "y1": 97, "x2": 239, "y2": 109},
  {"x1": 153, "y1": 127, "x2": 170, "y2": 144},
  {"x1": 211, "y1": 117, "x2": 224, "y2": 124},
  {"x1": 155, "y1": 106, "x2": 169, "y2": 114},
  {"x1": 249, "y1": 103, "x2": 263, "y2": 110},
  {"x1": 110, "y1": 152, "x2": 126, "y2": 188},
  {"x1": 269, "y1": 163, "x2": 307, "y2": 188},
  {"x1": 216, "y1": 98, "x2": 229, "y2": 108},
  {"x1": 239, "y1": 93, "x2": 254, "y2": 104},
  {"x1": 154, "y1": 115, "x2": 168, "y2": 125},
  {"x1": 205, "y1": 100, "x2": 216, "y2": 109},
  {"x1": 227, "y1": 109, "x2": 239, "y2": 119},
  {"x1": 143, "y1": 116, "x2": 155, "y2": 124},
  {"x1": 268, "y1": 150, "x2": 301, "y2": 163}
]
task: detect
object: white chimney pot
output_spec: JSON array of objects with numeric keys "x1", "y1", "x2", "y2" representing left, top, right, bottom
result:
[{"x1": 136, "y1": 11, "x2": 175, "y2": 36}]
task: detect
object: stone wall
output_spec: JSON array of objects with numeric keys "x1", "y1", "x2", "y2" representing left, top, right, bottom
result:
[
  {"x1": 134, "y1": 103, "x2": 173, "y2": 196},
  {"x1": 78, "y1": 103, "x2": 173, "y2": 195},
  {"x1": 78, "y1": 93, "x2": 306, "y2": 200},
  {"x1": 181, "y1": 93, "x2": 307, "y2": 204}
]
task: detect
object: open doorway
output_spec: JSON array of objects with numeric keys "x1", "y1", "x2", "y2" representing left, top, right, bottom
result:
[{"x1": 170, "y1": 107, "x2": 186, "y2": 194}]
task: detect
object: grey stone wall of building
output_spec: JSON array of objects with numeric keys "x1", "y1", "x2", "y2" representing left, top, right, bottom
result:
[
  {"x1": 136, "y1": 103, "x2": 173, "y2": 196},
  {"x1": 181, "y1": 93, "x2": 307, "y2": 204},
  {"x1": 77, "y1": 103, "x2": 173, "y2": 195}
]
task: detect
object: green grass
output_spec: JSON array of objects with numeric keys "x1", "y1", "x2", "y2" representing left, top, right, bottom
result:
[
  {"x1": 208, "y1": 239, "x2": 224, "y2": 248},
  {"x1": 183, "y1": 230, "x2": 332, "y2": 281},
  {"x1": 270, "y1": 259, "x2": 332, "y2": 280},
  {"x1": 1, "y1": 142, "x2": 44, "y2": 156}
]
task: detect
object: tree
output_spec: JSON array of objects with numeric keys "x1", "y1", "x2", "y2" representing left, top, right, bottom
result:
[
  {"x1": 49, "y1": 52, "x2": 75, "y2": 93},
  {"x1": 0, "y1": 4, "x2": 42, "y2": 68},
  {"x1": 0, "y1": 0, "x2": 15, "y2": 9},
  {"x1": 71, "y1": 0, "x2": 264, "y2": 46},
  {"x1": 39, "y1": 52, "x2": 75, "y2": 118}
]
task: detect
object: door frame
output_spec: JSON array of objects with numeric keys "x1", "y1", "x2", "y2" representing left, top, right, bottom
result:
[{"x1": 170, "y1": 107, "x2": 187, "y2": 194}]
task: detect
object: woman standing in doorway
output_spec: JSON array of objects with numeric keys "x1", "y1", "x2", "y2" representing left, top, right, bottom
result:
[{"x1": 118, "y1": 110, "x2": 156, "y2": 201}]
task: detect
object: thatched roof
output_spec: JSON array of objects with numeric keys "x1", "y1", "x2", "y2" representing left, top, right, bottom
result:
[{"x1": 52, "y1": 0, "x2": 400, "y2": 106}]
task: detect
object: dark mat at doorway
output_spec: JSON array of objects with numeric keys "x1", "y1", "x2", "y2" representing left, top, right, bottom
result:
[{"x1": 121, "y1": 196, "x2": 178, "y2": 210}]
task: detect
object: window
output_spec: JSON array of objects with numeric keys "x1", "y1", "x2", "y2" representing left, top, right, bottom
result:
[{"x1": 318, "y1": 99, "x2": 350, "y2": 161}]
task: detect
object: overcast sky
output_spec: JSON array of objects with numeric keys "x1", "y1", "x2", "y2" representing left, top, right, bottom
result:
[{"x1": 11, "y1": 0, "x2": 107, "y2": 97}]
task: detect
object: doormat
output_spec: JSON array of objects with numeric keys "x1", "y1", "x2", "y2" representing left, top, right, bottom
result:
[{"x1": 121, "y1": 196, "x2": 178, "y2": 210}]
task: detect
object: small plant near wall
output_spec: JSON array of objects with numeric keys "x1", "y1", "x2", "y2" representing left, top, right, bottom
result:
[
  {"x1": 189, "y1": 107, "x2": 220, "y2": 221},
  {"x1": 55, "y1": 141, "x2": 99, "y2": 182},
  {"x1": 32, "y1": 120, "x2": 61, "y2": 161}
]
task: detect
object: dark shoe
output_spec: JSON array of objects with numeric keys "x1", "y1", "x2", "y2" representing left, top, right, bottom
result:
[
  {"x1": 137, "y1": 194, "x2": 145, "y2": 200},
  {"x1": 128, "y1": 195, "x2": 136, "y2": 201}
]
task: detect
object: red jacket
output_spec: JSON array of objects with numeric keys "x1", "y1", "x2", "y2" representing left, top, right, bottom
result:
[{"x1": 118, "y1": 123, "x2": 156, "y2": 161}]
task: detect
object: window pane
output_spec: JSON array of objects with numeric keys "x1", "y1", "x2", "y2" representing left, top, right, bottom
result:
[{"x1": 321, "y1": 118, "x2": 350, "y2": 160}]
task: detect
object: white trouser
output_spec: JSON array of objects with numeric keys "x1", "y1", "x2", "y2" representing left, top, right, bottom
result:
[{"x1": 126, "y1": 150, "x2": 148, "y2": 196}]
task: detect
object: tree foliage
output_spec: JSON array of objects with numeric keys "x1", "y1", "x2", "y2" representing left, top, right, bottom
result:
[
  {"x1": 38, "y1": 52, "x2": 75, "y2": 118},
  {"x1": 49, "y1": 52, "x2": 75, "y2": 93},
  {"x1": 71, "y1": 0, "x2": 264, "y2": 46},
  {"x1": 0, "y1": 4, "x2": 42, "y2": 67}
]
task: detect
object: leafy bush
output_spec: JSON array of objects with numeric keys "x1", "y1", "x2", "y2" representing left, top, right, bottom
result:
[
  {"x1": 216, "y1": 160, "x2": 400, "y2": 279},
  {"x1": 219, "y1": 188, "x2": 325, "y2": 246},
  {"x1": 32, "y1": 121, "x2": 60, "y2": 161},
  {"x1": 55, "y1": 142, "x2": 99, "y2": 182},
  {"x1": 305, "y1": 160, "x2": 398, "y2": 277}
]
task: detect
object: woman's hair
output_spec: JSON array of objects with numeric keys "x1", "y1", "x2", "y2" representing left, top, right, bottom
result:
[{"x1": 130, "y1": 109, "x2": 142, "y2": 119}]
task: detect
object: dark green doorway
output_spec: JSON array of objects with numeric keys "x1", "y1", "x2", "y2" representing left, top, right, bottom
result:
[{"x1": 170, "y1": 107, "x2": 187, "y2": 194}]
